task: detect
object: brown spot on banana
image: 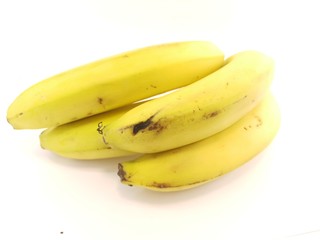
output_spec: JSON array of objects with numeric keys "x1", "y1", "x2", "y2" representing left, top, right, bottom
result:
[
  {"x1": 149, "y1": 179, "x2": 210, "y2": 190},
  {"x1": 132, "y1": 115, "x2": 155, "y2": 135},
  {"x1": 243, "y1": 116, "x2": 263, "y2": 131},
  {"x1": 202, "y1": 110, "x2": 221, "y2": 119},
  {"x1": 151, "y1": 182, "x2": 171, "y2": 188},
  {"x1": 131, "y1": 111, "x2": 162, "y2": 135},
  {"x1": 97, "y1": 97, "x2": 104, "y2": 104},
  {"x1": 117, "y1": 164, "x2": 136, "y2": 187},
  {"x1": 117, "y1": 164, "x2": 128, "y2": 182},
  {"x1": 147, "y1": 119, "x2": 167, "y2": 133},
  {"x1": 254, "y1": 115, "x2": 263, "y2": 127}
]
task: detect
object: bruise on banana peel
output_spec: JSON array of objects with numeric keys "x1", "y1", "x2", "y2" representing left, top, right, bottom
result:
[
  {"x1": 119, "y1": 111, "x2": 167, "y2": 136},
  {"x1": 132, "y1": 114, "x2": 156, "y2": 135},
  {"x1": 202, "y1": 110, "x2": 221, "y2": 119}
]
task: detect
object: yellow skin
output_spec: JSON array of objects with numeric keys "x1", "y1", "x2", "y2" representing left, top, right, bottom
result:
[
  {"x1": 7, "y1": 41, "x2": 224, "y2": 129},
  {"x1": 105, "y1": 51, "x2": 275, "y2": 153},
  {"x1": 40, "y1": 104, "x2": 138, "y2": 160},
  {"x1": 118, "y1": 93, "x2": 281, "y2": 192}
]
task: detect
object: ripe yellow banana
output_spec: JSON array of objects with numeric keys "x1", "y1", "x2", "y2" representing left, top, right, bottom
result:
[
  {"x1": 118, "y1": 93, "x2": 281, "y2": 191},
  {"x1": 7, "y1": 41, "x2": 224, "y2": 129},
  {"x1": 40, "y1": 104, "x2": 139, "y2": 160},
  {"x1": 105, "y1": 51, "x2": 274, "y2": 153}
]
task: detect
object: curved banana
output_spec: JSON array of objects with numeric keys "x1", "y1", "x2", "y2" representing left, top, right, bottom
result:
[
  {"x1": 118, "y1": 93, "x2": 281, "y2": 191},
  {"x1": 7, "y1": 41, "x2": 224, "y2": 129},
  {"x1": 105, "y1": 51, "x2": 274, "y2": 153},
  {"x1": 39, "y1": 103, "x2": 139, "y2": 160}
]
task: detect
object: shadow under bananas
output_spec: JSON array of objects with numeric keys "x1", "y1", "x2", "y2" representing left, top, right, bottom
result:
[
  {"x1": 33, "y1": 141, "x2": 274, "y2": 205},
  {"x1": 35, "y1": 147, "x2": 141, "y2": 173}
]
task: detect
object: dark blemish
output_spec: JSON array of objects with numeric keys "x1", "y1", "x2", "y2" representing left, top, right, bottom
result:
[
  {"x1": 147, "y1": 120, "x2": 167, "y2": 133},
  {"x1": 132, "y1": 114, "x2": 156, "y2": 135},
  {"x1": 117, "y1": 163, "x2": 128, "y2": 181},
  {"x1": 87, "y1": 112, "x2": 92, "y2": 116},
  {"x1": 119, "y1": 111, "x2": 162, "y2": 135},
  {"x1": 151, "y1": 182, "x2": 171, "y2": 188},
  {"x1": 243, "y1": 125, "x2": 253, "y2": 131},
  {"x1": 150, "y1": 180, "x2": 207, "y2": 189},
  {"x1": 208, "y1": 111, "x2": 220, "y2": 118},
  {"x1": 146, "y1": 84, "x2": 157, "y2": 90},
  {"x1": 118, "y1": 124, "x2": 132, "y2": 134},
  {"x1": 149, "y1": 179, "x2": 217, "y2": 190},
  {"x1": 97, "y1": 97, "x2": 104, "y2": 104},
  {"x1": 203, "y1": 110, "x2": 221, "y2": 119},
  {"x1": 19, "y1": 112, "x2": 23, "y2": 116},
  {"x1": 226, "y1": 82, "x2": 229, "y2": 86},
  {"x1": 123, "y1": 54, "x2": 129, "y2": 58},
  {"x1": 60, "y1": 232, "x2": 63, "y2": 234},
  {"x1": 255, "y1": 115, "x2": 263, "y2": 127}
]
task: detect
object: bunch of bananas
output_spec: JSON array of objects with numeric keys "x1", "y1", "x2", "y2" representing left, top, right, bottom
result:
[{"x1": 7, "y1": 41, "x2": 280, "y2": 192}]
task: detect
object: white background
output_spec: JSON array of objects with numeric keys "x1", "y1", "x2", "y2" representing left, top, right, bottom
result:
[{"x1": 1, "y1": 0, "x2": 320, "y2": 239}]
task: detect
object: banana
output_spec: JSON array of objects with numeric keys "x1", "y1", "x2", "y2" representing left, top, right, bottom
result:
[
  {"x1": 117, "y1": 93, "x2": 281, "y2": 191},
  {"x1": 40, "y1": 103, "x2": 140, "y2": 160},
  {"x1": 104, "y1": 51, "x2": 274, "y2": 153},
  {"x1": 7, "y1": 41, "x2": 224, "y2": 129}
]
